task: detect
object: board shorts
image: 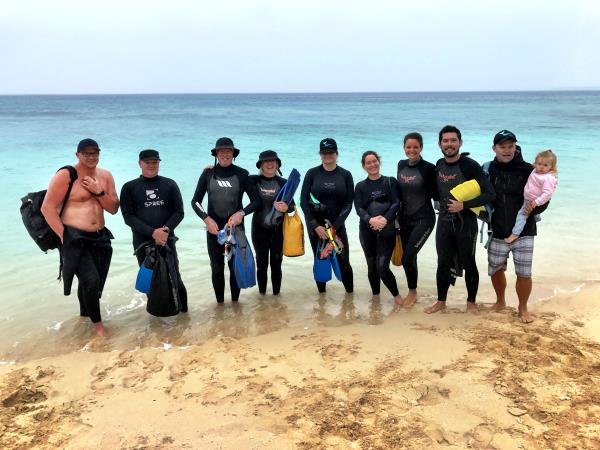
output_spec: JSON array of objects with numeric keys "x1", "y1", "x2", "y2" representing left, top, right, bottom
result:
[{"x1": 487, "y1": 236, "x2": 534, "y2": 278}]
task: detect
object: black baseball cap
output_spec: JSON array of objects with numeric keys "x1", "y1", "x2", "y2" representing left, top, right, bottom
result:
[
  {"x1": 493, "y1": 130, "x2": 517, "y2": 145},
  {"x1": 139, "y1": 149, "x2": 161, "y2": 161},
  {"x1": 77, "y1": 138, "x2": 100, "y2": 152},
  {"x1": 320, "y1": 138, "x2": 338, "y2": 153},
  {"x1": 211, "y1": 137, "x2": 240, "y2": 158}
]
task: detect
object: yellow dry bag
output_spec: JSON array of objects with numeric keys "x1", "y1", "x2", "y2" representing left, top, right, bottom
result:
[
  {"x1": 449, "y1": 179, "x2": 485, "y2": 216},
  {"x1": 283, "y1": 206, "x2": 305, "y2": 257},
  {"x1": 391, "y1": 234, "x2": 403, "y2": 266}
]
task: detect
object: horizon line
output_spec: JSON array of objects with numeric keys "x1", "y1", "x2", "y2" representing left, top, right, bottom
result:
[{"x1": 1, "y1": 88, "x2": 600, "y2": 97}]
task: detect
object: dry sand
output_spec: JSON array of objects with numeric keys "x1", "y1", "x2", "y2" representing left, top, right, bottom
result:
[{"x1": 1, "y1": 284, "x2": 600, "y2": 449}]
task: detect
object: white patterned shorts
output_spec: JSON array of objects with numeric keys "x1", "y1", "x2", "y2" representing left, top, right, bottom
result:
[{"x1": 487, "y1": 236, "x2": 534, "y2": 278}]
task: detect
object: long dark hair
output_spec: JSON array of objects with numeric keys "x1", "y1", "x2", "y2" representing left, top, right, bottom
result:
[{"x1": 361, "y1": 150, "x2": 381, "y2": 166}]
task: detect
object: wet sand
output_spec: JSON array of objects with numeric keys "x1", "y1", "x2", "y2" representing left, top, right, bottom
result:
[{"x1": 1, "y1": 284, "x2": 600, "y2": 449}]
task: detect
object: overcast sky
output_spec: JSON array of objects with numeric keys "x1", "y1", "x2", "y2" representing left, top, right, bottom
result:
[{"x1": 1, "y1": 0, "x2": 599, "y2": 94}]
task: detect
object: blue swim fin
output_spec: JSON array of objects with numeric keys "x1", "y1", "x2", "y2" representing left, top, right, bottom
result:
[
  {"x1": 264, "y1": 169, "x2": 301, "y2": 228},
  {"x1": 135, "y1": 256, "x2": 154, "y2": 293},
  {"x1": 330, "y1": 252, "x2": 342, "y2": 281},
  {"x1": 233, "y1": 227, "x2": 256, "y2": 289},
  {"x1": 313, "y1": 240, "x2": 332, "y2": 283}
]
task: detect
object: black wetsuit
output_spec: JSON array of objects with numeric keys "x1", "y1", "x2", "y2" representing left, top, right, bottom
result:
[
  {"x1": 191, "y1": 164, "x2": 260, "y2": 302},
  {"x1": 354, "y1": 176, "x2": 401, "y2": 296},
  {"x1": 249, "y1": 174, "x2": 286, "y2": 295},
  {"x1": 486, "y1": 151, "x2": 547, "y2": 240},
  {"x1": 120, "y1": 174, "x2": 187, "y2": 312},
  {"x1": 435, "y1": 155, "x2": 496, "y2": 302},
  {"x1": 61, "y1": 225, "x2": 113, "y2": 323},
  {"x1": 397, "y1": 158, "x2": 437, "y2": 290},
  {"x1": 300, "y1": 165, "x2": 354, "y2": 293}
]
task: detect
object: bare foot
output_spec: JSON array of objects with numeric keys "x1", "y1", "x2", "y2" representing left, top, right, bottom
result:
[
  {"x1": 403, "y1": 290, "x2": 418, "y2": 308},
  {"x1": 491, "y1": 301, "x2": 506, "y2": 312},
  {"x1": 394, "y1": 294, "x2": 404, "y2": 306},
  {"x1": 504, "y1": 234, "x2": 519, "y2": 244},
  {"x1": 94, "y1": 322, "x2": 107, "y2": 337},
  {"x1": 519, "y1": 309, "x2": 535, "y2": 323},
  {"x1": 424, "y1": 301, "x2": 446, "y2": 314},
  {"x1": 466, "y1": 302, "x2": 479, "y2": 314}
]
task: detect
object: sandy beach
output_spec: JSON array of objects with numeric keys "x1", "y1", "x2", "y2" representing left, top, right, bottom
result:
[{"x1": 1, "y1": 283, "x2": 599, "y2": 449}]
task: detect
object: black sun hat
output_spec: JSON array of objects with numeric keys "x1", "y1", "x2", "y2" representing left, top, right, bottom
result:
[
  {"x1": 211, "y1": 137, "x2": 240, "y2": 158},
  {"x1": 255, "y1": 150, "x2": 282, "y2": 169}
]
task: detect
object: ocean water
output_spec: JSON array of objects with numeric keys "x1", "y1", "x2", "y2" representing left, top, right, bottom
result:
[{"x1": 1, "y1": 91, "x2": 599, "y2": 362}]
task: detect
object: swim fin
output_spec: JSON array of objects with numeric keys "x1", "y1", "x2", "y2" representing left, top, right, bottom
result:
[
  {"x1": 330, "y1": 252, "x2": 342, "y2": 281},
  {"x1": 232, "y1": 226, "x2": 256, "y2": 289},
  {"x1": 313, "y1": 240, "x2": 332, "y2": 283},
  {"x1": 264, "y1": 168, "x2": 301, "y2": 228},
  {"x1": 135, "y1": 256, "x2": 154, "y2": 293}
]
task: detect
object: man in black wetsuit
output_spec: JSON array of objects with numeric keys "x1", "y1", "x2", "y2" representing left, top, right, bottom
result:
[
  {"x1": 191, "y1": 137, "x2": 260, "y2": 303},
  {"x1": 425, "y1": 125, "x2": 496, "y2": 314},
  {"x1": 300, "y1": 138, "x2": 354, "y2": 294},
  {"x1": 486, "y1": 130, "x2": 547, "y2": 324},
  {"x1": 120, "y1": 149, "x2": 188, "y2": 312}
]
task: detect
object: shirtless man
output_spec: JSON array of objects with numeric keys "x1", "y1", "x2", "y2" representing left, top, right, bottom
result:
[{"x1": 41, "y1": 138, "x2": 119, "y2": 336}]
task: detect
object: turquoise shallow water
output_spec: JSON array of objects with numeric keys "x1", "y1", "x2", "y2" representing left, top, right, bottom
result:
[{"x1": 1, "y1": 92, "x2": 599, "y2": 362}]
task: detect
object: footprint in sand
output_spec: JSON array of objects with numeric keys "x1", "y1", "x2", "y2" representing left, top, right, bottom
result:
[
  {"x1": 2, "y1": 385, "x2": 48, "y2": 408},
  {"x1": 463, "y1": 423, "x2": 499, "y2": 447}
]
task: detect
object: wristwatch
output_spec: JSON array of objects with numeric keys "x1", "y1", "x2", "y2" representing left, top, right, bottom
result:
[{"x1": 92, "y1": 190, "x2": 106, "y2": 197}]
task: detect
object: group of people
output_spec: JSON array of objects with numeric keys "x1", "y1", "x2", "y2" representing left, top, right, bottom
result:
[{"x1": 40, "y1": 126, "x2": 558, "y2": 336}]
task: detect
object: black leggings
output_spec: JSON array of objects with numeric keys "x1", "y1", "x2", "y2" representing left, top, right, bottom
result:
[
  {"x1": 308, "y1": 226, "x2": 353, "y2": 293},
  {"x1": 207, "y1": 231, "x2": 240, "y2": 303},
  {"x1": 358, "y1": 226, "x2": 398, "y2": 296},
  {"x1": 136, "y1": 240, "x2": 188, "y2": 312},
  {"x1": 75, "y1": 248, "x2": 111, "y2": 323},
  {"x1": 251, "y1": 225, "x2": 283, "y2": 295},
  {"x1": 399, "y1": 218, "x2": 434, "y2": 290},
  {"x1": 436, "y1": 215, "x2": 479, "y2": 302},
  {"x1": 61, "y1": 226, "x2": 112, "y2": 324}
]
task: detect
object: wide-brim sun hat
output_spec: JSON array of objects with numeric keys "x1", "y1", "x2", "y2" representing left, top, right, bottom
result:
[
  {"x1": 211, "y1": 137, "x2": 240, "y2": 158},
  {"x1": 256, "y1": 150, "x2": 282, "y2": 169}
]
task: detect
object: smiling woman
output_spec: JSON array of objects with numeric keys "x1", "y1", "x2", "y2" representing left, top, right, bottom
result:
[
  {"x1": 396, "y1": 132, "x2": 436, "y2": 307},
  {"x1": 354, "y1": 150, "x2": 402, "y2": 304},
  {"x1": 249, "y1": 150, "x2": 289, "y2": 295},
  {"x1": 191, "y1": 137, "x2": 260, "y2": 303},
  {"x1": 300, "y1": 138, "x2": 355, "y2": 295}
]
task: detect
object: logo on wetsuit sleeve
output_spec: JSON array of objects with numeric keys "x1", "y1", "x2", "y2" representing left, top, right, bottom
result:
[{"x1": 145, "y1": 189, "x2": 165, "y2": 207}]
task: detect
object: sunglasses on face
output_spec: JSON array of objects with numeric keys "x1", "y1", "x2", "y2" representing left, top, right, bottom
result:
[{"x1": 79, "y1": 152, "x2": 99, "y2": 158}]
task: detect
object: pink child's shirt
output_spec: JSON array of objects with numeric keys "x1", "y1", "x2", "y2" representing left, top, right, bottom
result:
[{"x1": 524, "y1": 171, "x2": 558, "y2": 205}]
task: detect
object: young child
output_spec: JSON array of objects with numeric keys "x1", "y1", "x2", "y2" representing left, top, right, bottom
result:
[{"x1": 505, "y1": 149, "x2": 558, "y2": 244}]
